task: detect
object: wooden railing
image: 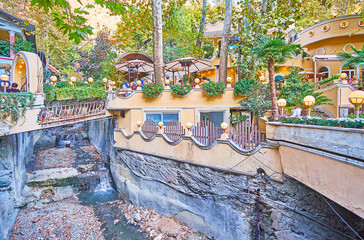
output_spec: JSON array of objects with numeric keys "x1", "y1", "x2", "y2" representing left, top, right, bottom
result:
[
  {"x1": 192, "y1": 120, "x2": 221, "y2": 146},
  {"x1": 39, "y1": 100, "x2": 106, "y2": 125},
  {"x1": 141, "y1": 119, "x2": 158, "y2": 139},
  {"x1": 229, "y1": 121, "x2": 265, "y2": 150}
]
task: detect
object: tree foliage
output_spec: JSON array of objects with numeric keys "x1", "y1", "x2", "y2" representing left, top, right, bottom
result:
[
  {"x1": 74, "y1": 28, "x2": 118, "y2": 81},
  {"x1": 239, "y1": 83, "x2": 272, "y2": 118},
  {"x1": 277, "y1": 70, "x2": 315, "y2": 104}
]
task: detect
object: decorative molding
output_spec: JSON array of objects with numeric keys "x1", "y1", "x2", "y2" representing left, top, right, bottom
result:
[
  {"x1": 114, "y1": 128, "x2": 273, "y2": 155},
  {"x1": 340, "y1": 21, "x2": 349, "y2": 28},
  {"x1": 322, "y1": 24, "x2": 330, "y2": 32},
  {"x1": 343, "y1": 43, "x2": 355, "y2": 53}
]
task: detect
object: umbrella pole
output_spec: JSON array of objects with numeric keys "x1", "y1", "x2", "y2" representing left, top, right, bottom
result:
[
  {"x1": 136, "y1": 66, "x2": 139, "y2": 82},
  {"x1": 128, "y1": 64, "x2": 130, "y2": 84},
  {"x1": 184, "y1": 65, "x2": 187, "y2": 84},
  {"x1": 188, "y1": 65, "x2": 190, "y2": 84},
  {"x1": 173, "y1": 71, "x2": 175, "y2": 82}
]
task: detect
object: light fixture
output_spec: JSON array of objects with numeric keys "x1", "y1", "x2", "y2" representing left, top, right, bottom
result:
[
  {"x1": 302, "y1": 95, "x2": 315, "y2": 117},
  {"x1": 348, "y1": 91, "x2": 364, "y2": 118},
  {"x1": 158, "y1": 121, "x2": 164, "y2": 129},
  {"x1": 227, "y1": 76, "x2": 232, "y2": 84},
  {"x1": 277, "y1": 99, "x2": 287, "y2": 115},
  {"x1": 221, "y1": 122, "x2": 228, "y2": 133}
]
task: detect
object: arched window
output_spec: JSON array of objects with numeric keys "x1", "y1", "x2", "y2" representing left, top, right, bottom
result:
[
  {"x1": 318, "y1": 66, "x2": 330, "y2": 81},
  {"x1": 341, "y1": 66, "x2": 356, "y2": 80}
]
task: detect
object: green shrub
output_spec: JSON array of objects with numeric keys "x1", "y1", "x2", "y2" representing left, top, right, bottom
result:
[
  {"x1": 55, "y1": 81, "x2": 72, "y2": 88},
  {"x1": 0, "y1": 40, "x2": 10, "y2": 57},
  {"x1": 142, "y1": 84, "x2": 164, "y2": 99},
  {"x1": 92, "y1": 79, "x2": 105, "y2": 88},
  {"x1": 171, "y1": 84, "x2": 192, "y2": 96},
  {"x1": 0, "y1": 92, "x2": 35, "y2": 122},
  {"x1": 74, "y1": 81, "x2": 87, "y2": 87},
  {"x1": 11, "y1": 39, "x2": 35, "y2": 53},
  {"x1": 347, "y1": 113, "x2": 364, "y2": 119},
  {"x1": 202, "y1": 81, "x2": 226, "y2": 97},
  {"x1": 278, "y1": 116, "x2": 364, "y2": 129},
  {"x1": 318, "y1": 75, "x2": 339, "y2": 85},
  {"x1": 44, "y1": 86, "x2": 107, "y2": 101},
  {"x1": 234, "y1": 79, "x2": 257, "y2": 97}
]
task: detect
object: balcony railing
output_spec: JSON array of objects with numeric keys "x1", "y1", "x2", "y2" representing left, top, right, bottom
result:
[{"x1": 39, "y1": 100, "x2": 107, "y2": 126}]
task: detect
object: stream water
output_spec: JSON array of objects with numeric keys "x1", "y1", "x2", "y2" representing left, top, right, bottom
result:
[
  {"x1": 76, "y1": 154, "x2": 148, "y2": 240},
  {"x1": 25, "y1": 132, "x2": 148, "y2": 240}
]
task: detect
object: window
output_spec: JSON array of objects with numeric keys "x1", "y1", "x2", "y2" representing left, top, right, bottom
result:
[
  {"x1": 341, "y1": 66, "x2": 356, "y2": 80},
  {"x1": 318, "y1": 66, "x2": 330, "y2": 81},
  {"x1": 145, "y1": 112, "x2": 179, "y2": 125},
  {"x1": 200, "y1": 111, "x2": 224, "y2": 126}
]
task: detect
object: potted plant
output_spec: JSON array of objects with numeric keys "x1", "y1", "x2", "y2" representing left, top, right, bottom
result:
[{"x1": 171, "y1": 84, "x2": 192, "y2": 96}]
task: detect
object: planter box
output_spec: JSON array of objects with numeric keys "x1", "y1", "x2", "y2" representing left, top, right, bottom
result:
[{"x1": 266, "y1": 122, "x2": 364, "y2": 160}]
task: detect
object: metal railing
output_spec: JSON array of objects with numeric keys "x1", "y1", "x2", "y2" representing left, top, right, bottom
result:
[
  {"x1": 140, "y1": 119, "x2": 158, "y2": 139},
  {"x1": 164, "y1": 120, "x2": 185, "y2": 141},
  {"x1": 39, "y1": 100, "x2": 106, "y2": 125},
  {"x1": 192, "y1": 120, "x2": 221, "y2": 146},
  {"x1": 229, "y1": 121, "x2": 265, "y2": 150}
]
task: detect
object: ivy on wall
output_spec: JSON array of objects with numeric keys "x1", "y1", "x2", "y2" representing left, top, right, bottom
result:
[{"x1": 0, "y1": 92, "x2": 35, "y2": 122}]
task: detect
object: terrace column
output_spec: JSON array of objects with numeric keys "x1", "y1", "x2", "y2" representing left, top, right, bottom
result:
[{"x1": 8, "y1": 31, "x2": 15, "y2": 58}]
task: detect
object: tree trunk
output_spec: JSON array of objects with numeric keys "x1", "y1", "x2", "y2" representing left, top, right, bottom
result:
[
  {"x1": 268, "y1": 55, "x2": 279, "y2": 121},
  {"x1": 196, "y1": 0, "x2": 207, "y2": 49},
  {"x1": 218, "y1": 0, "x2": 233, "y2": 84},
  {"x1": 237, "y1": 19, "x2": 242, "y2": 80},
  {"x1": 152, "y1": 0, "x2": 164, "y2": 84}
]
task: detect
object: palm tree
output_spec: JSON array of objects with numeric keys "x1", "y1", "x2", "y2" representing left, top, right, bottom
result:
[
  {"x1": 252, "y1": 34, "x2": 300, "y2": 121},
  {"x1": 338, "y1": 45, "x2": 364, "y2": 80},
  {"x1": 288, "y1": 92, "x2": 332, "y2": 111}
]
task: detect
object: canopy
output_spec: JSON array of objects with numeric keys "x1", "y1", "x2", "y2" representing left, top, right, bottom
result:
[{"x1": 164, "y1": 57, "x2": 211, "y2": 73}]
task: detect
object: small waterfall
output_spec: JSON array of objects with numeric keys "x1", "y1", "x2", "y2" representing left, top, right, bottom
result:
[
  {"x1": 56, "y1": 133, "x2": 88, "y2": 148},
  {"x1": 95, "y1": 172, "x2": 113, "y2": 191}
]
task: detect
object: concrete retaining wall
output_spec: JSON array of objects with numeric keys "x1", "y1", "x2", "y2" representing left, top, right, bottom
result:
[{"x1": 266, "y1": 122, "x2": 364, "y2": 160}]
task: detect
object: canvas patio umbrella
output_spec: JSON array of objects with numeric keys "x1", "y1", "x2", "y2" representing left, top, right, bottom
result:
[
  {"x1": 115, "y1": 60, "x2": 154, "y2": 83},
  {"x1": 164, "y1": 57, "x2": 211, "y2": 82}
]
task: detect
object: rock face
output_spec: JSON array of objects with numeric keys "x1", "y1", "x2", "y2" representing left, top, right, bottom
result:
[
  {"x1": 111, "y1": 149, "x2": 363, "y2": 240},
  {"x1": 0, "y1": 117, "x2": 114, "y2": 240}
]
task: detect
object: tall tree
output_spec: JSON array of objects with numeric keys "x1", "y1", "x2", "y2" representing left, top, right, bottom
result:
[
  {"x1": 252, "y1": 34, "x2": 300, "y2": 121},
  {"x1": 219, "y1": 0, "x2": 233, "y2": 84},
  {"x1": 196, "y1": 0, "x2": 208, "y2": 48},
  {"x1": 152, "y1": 0, "x2": 164, "y2": 84}
]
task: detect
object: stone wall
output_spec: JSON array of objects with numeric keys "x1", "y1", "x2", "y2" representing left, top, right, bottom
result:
[
  {"x1": 111, "y1": 149, "x2": 363, "y2": 240},
  {"x1": 0, "y1": 117, "x2": 113, "y2": 240},
  {"x1": 0, "y1": 131, "x2": 40, "y2": 240}
]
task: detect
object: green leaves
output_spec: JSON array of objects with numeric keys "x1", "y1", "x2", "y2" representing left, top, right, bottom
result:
[
  {"x1": 171, "y1": 84, "x2": 192, "y2": 96},
  {"x1": 238, "y1": 83, "x2": 271, "y2": 117},
  {"x1": 44, "y1": 85, "x2": 107, "y2": 101},
  {"x1": 278, "y1": 116, "x2": 364, "y2": 129},
  {"x1": 0, "y1": 92, "x2": 35, "y2": 122},
  {"x1": 233, "y1": 78, "x2": 258, "y2": 97},
  {"x1": 142, "y1": 84, "x2": 164, "y2": 99},
  {"x1": 202, "y1": 82, "x2": 226, "y2": 97}
]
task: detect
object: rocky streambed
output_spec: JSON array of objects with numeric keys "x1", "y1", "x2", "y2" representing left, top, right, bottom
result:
[{"x1": 9, "y1": 136, "x2": 207, "y2": 240}]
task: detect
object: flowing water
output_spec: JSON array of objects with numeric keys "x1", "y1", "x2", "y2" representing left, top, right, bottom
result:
[{"x1": 23, "y1": 132, "x2": 148, "y2": 240}]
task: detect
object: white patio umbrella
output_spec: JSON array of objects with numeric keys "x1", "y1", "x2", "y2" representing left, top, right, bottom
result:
[{"x1": 164, "y1": 57, "x2": 211, "y2": 82}]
